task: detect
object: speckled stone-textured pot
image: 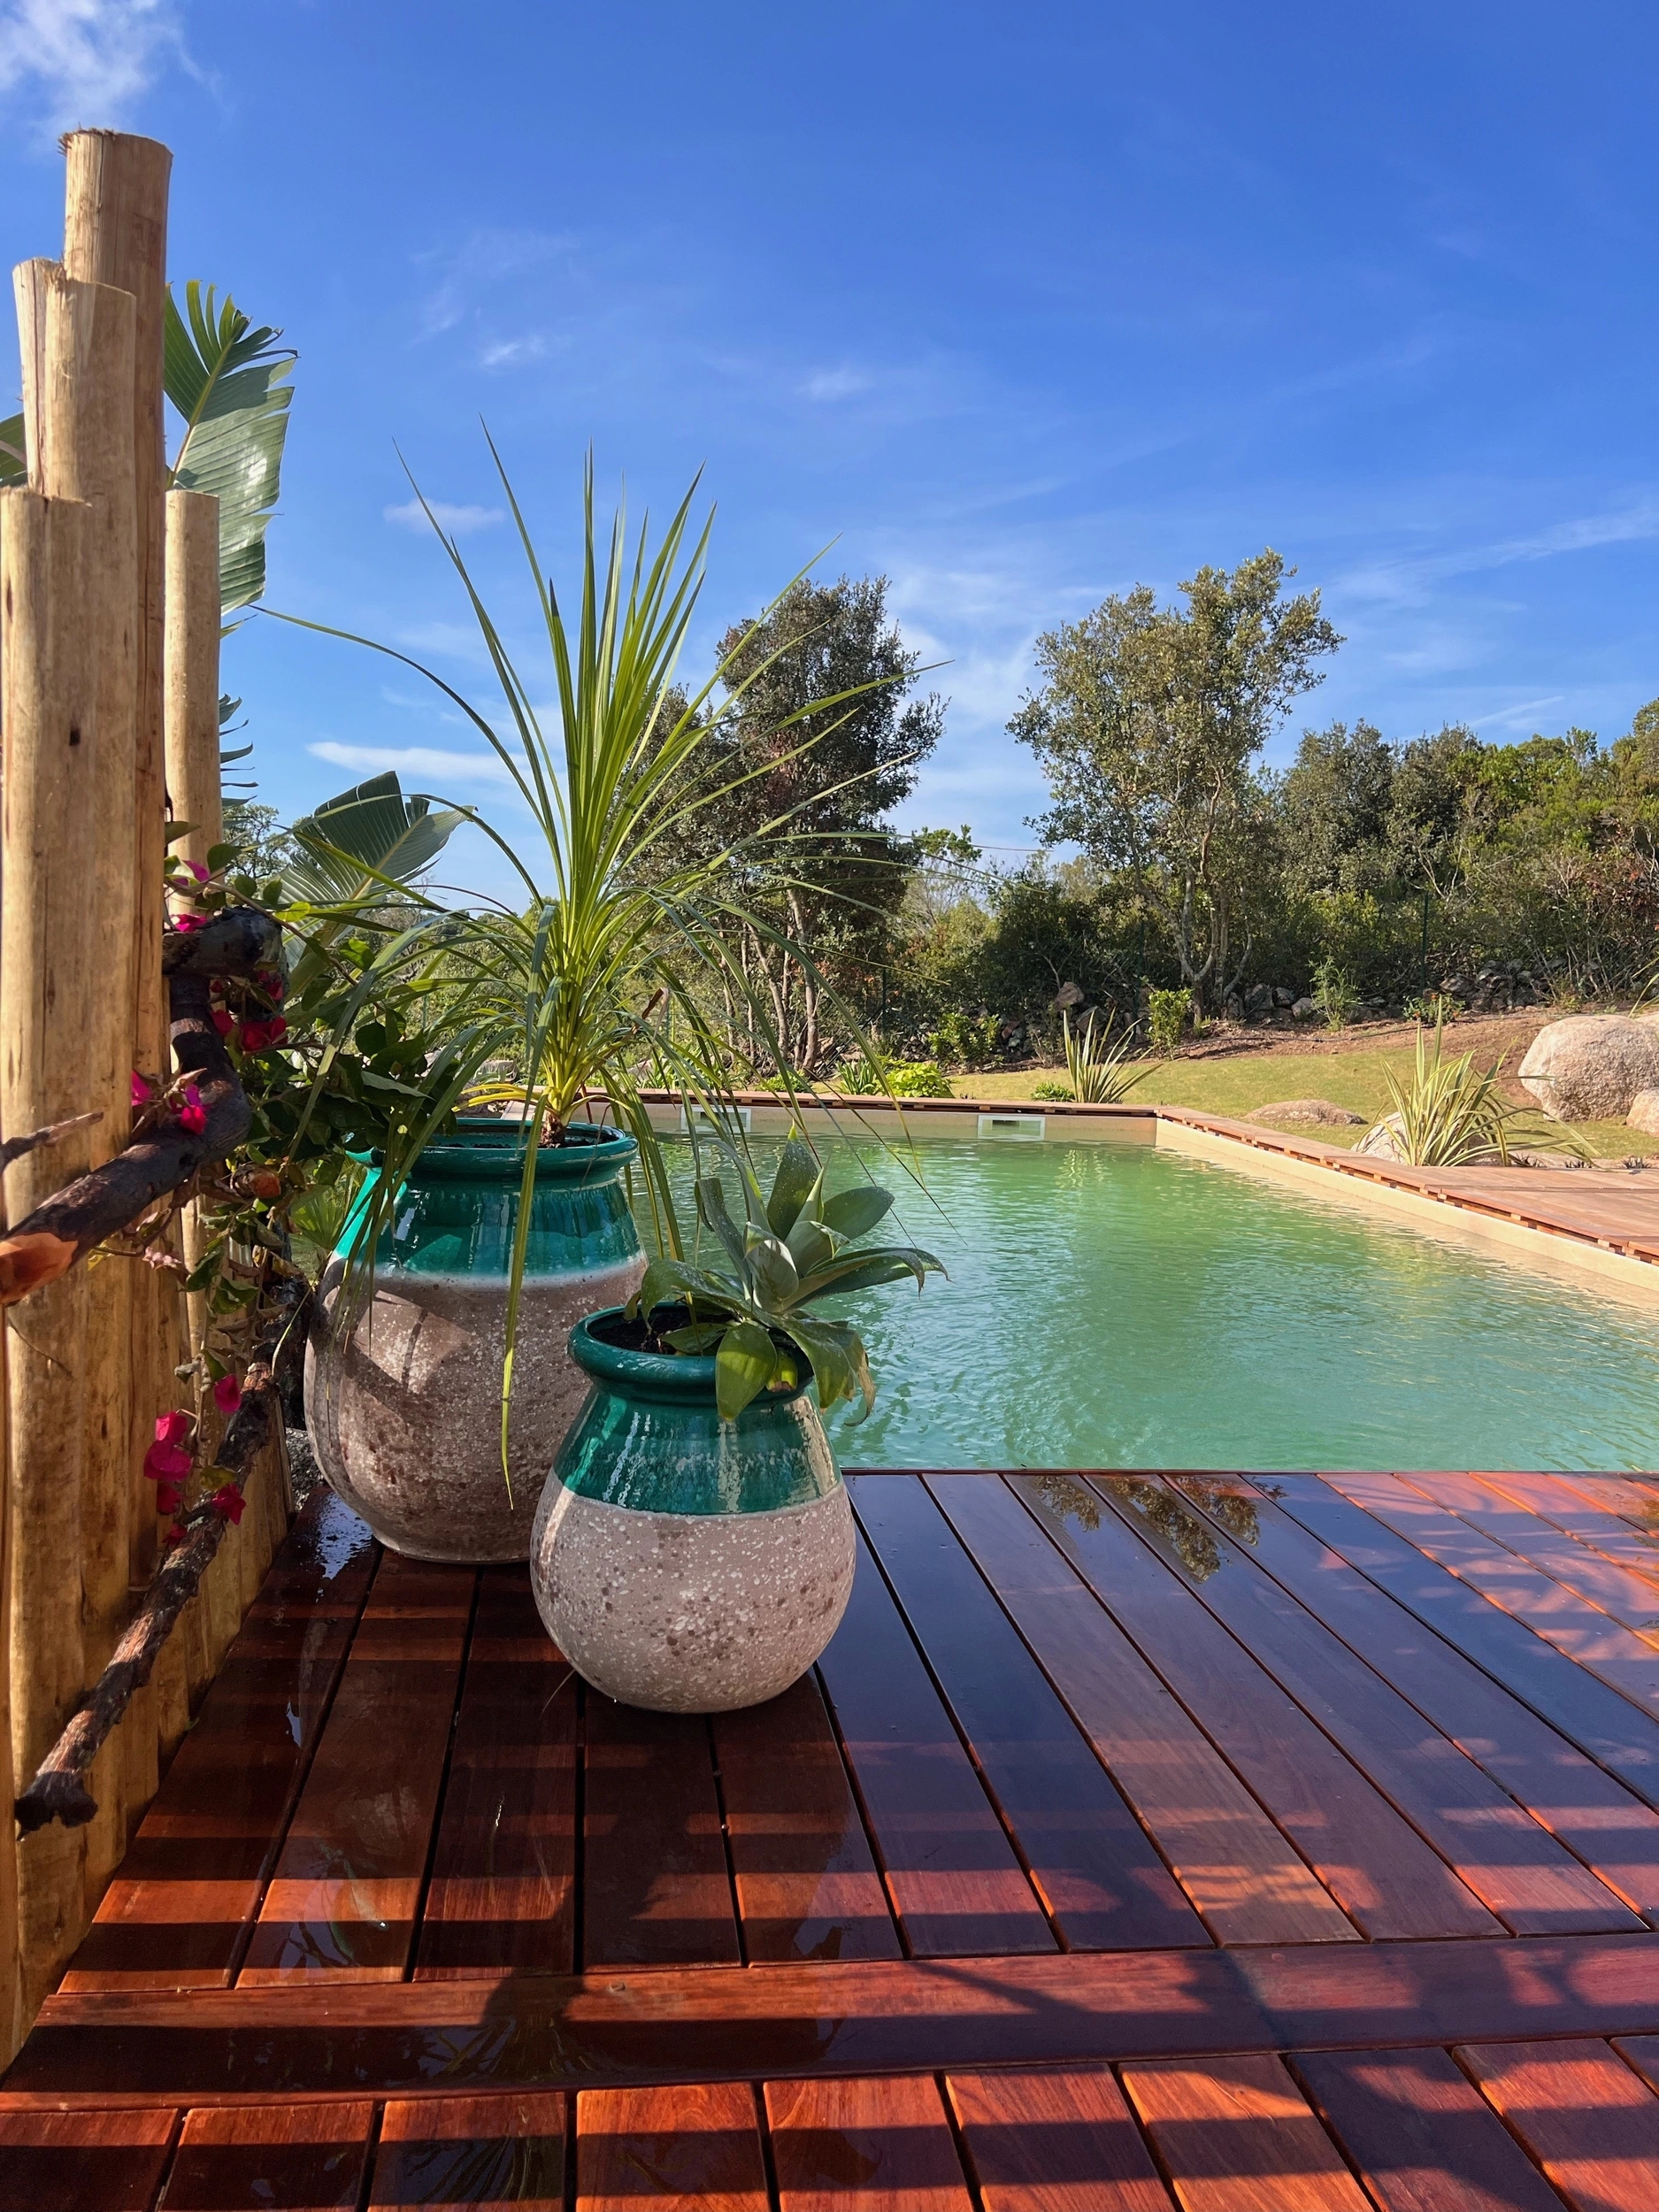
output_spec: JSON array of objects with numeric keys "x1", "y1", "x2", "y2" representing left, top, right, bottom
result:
[
  {"x1": 531, "y1": 1310, "x2": 854, "y2": 1712},
  {"x1": 306, "y1": 1122, "x2": 643, "y2": 1563}
]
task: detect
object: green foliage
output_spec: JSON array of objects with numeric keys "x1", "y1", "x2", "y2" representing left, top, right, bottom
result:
[
  {"x1": 0, "y1": 410, "x2": 23, "y2": 486},
  {"x1": 281, "y1": 772, "x2": 465, "y2": 905},
  {"x1": 1030, "y1": 1079, "x2": 1074, "y2": 1101},
  {"x1": 931, "y1": 1008, "x2": 1002, "y2": 1071},
  {"x1": 1402, "y1": 990, "x2": 1461, "y2": 1025},
  {"x1": 1146, "y1": 988, "x2": 1189, "y2": 1055},
  {"x1": 165, "y1": 282, "x2": 296, "y2": 617},
  {"x1": 1062, "y1": 1010, "x2": 1147, "y2": 1103},
  {"x1": 1371, "y1": 1020, "x2": 1585, "y2": 1167},
  {"x1": 629, "y1": 1131, "x2": 944, "y2": 1421},
  {"x1": 836, "y1": 1056, "x2": 952, "y2": 1097},
  {"x1": 1311, "y1": 957, "x2": 1360, "y2": 1032}
]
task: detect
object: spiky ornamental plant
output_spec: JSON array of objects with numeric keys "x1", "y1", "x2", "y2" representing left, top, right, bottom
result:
[
  {"x1": 1062, "y1": 1009, "x2": 1148, "y2": 1104},
  {"x1": 629, "y1": 1129, "x2": 944, "y2": 1421},
  {"x1": 1372, "y1": 1015, "x2": 1587, "y2": 1167},
  {"x1": 273, "y1": 444, "x2": 910, "y2": 1473}
]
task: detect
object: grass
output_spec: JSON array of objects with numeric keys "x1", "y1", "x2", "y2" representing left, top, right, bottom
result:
[{"x1": 954, "y1": 1051, "x2": 1659, "y2": 1160}]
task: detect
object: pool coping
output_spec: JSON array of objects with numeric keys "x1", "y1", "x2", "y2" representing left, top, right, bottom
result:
[{"x1": 637, "y1": 1088, "x2": 1659, "y2": 1300}]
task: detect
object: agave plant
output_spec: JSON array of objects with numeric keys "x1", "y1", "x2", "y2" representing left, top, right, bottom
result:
[
  {"x1": 1062, "y1": 1010, "x2": 1148, "y2": 1105},
  {"x1": 628, "y1": 1131, "x2": 944, "y2": 1420},
  {"x1": 1369, "y1": 1017, "x2": 1586, "y2": 1167},
  {"x1": 273, "y1": 446, "x2": 905, "y2": 1460}
]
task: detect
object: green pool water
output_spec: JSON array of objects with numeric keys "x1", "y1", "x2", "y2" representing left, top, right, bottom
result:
[{"x1": 665, "y1": 1133, "x2": 1659, "y2": 1471}]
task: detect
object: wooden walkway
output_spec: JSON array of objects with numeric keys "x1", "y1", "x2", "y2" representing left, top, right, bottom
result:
[{"x1": 11, "y1": 1467, "x2": 1659, "y2": 2207}]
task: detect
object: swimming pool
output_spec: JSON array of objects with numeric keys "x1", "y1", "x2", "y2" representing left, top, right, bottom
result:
[{"x1": 666, "y1": 1133, "x2": 1659, "y2": 1471}]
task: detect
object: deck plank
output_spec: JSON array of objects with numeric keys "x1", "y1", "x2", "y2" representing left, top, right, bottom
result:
[
  {"x1": 61, "y1": 1493, "x2": 378, "y2": 1991},
  {"x1": 578, "y1": 2083, "x2": 767, "y2": 2212},
  {"x1": 1291, "y1": 2047, "x2": 1568, "y2": 2211},
  {"x1": 1470, "y1": 1472, "x2": 1659, "y2": 1586},
  {"x1": 851, "y1": 1474, "x2": 1208, "y2": 1952},
  {"x1": 159, "y1": 2101, "x2": 374, "y2": 2208},
  {"x1": 414, "y1": 1571, "x2": 578, "y2": 1980},
  {"x1": 946, "y1": 2067, "x2": 1174, "y2": 2211},
  {"x1": 713, "y1": 1676, "x2": 901, "y2": 1963},
  {"x1": 1168, "y1": 1475, "x2": 1659, "y2": 1920},
  {"x1": 1324, "y1": 1473, "x2": 1659, "y2": 1720},
  {"x1": 1404, "y1": 1472, "x2": 1659, "y2": 1639},
  {"x1": 236, "y1": 1554, "x2": 473, "y2": 1983},
  {"x1": 582, "y1": 1698, "x2": 741, "y2": 1968},
  {"x1": 931, "y1": 1473, "x2": 1355, "y2": 1945},
  {"x1": 815, "y1": 1530, "x2": 1055, "y2": 1956},
  {"x1": 1099, "y1": 1474, "x2": 1637, "y2": 1936},
  {"x1": 1013, "y1": 1474, "x2": 1500, "y2": 1938},
  {"x1": 1263, "y1": 1475, "x2": 1659, "y2": 1807},
  {"x1": 0, "y1": 2108, "x2": 176, "y2": 2211},
  {"x1": 373, "y1": 2093, "x2": 566, "y2": 2208},
  {"x1": 1456, "y1": 2039, "x2": 1659, "y2": 2212},
  {"x1": 1119, "y1": 2054, "x2": 1371, "y2": 2211},
  {"x1": 765, "y1": 2075, "x2": 974, "y2": 2212},
  {"x1": 19, "y1": 1932, "x2": 1659, "y2": 2101}
]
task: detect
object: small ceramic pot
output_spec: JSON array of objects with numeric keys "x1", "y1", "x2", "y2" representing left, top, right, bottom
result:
[
  {"x1": 531, "y1": 1310, "x2": 854, "y2": 1712},
  {"x1": 306, "y1": 1121, "x2": 643, "y2": 1563}
]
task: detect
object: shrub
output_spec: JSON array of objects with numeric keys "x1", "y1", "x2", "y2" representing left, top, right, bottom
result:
[
  {"x1": 1063, "y1": 1010, "x2": 1148, "y2": 1103},
  {"x1": 1311, "y1": 957, "x2": 1361, "y2": 1032},
  {"x1": 1030, "y1": 1079, "x2": 1073, "y2": 1101},
  {"x1": 837, "y1": 1056, "x2": 953, "y2": 1098},
  {"x1": 929, "y1": 1008, "x2": 1002, "y2": 1071},
  {"x1": 1146, "y1": 988, "x2": 1189, "y2": 1056},
  {"x1": 1402, "y1": 990, "x2": 1462, "y2": 1025}
]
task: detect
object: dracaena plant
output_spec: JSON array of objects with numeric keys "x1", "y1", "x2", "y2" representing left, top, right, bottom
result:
[{"x1": 627, "y1": 1131, "x2": 944, "y2": 1422}]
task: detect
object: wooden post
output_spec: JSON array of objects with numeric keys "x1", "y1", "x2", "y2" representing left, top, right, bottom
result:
[
  {"x1": 1, "y1": 488, "x2": 97, "y2": 2015},
  {"x1": 0, "y1": 1285, "x2": 18, "y2": 2066},
  {"x1": 61, "y1": 133, "x2": 176, "y2": 1825},
  {"x1": 14, "y1": 257, "x2": 140, "y2": 1904}
]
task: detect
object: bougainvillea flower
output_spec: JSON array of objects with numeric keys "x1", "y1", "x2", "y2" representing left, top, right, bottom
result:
[
  {"x1": 153, "y1": 1479, "x2": 183, "y2": 1516},
  {"x1": 131, "y1": 1071, "x2": 153, "y2": 1108},
  {"x1": 180, "y1": 859, "x2": 210, "y2": 883},
  {"x1": 143, "y1": 1441, "x2": 192, "y2": 1484},
  {"x1": 167, "y1": 1520, "x2": 188, "y2": 1546},
  {"x1": 238, "y1": 1017, "x2": 288, "y2": 1053},
  {"x1": 212, "y1": 1373, "x2": 242, "y2": 1415},
  {"x1": 254, "y1": 968, "x2": 287, "y2": 1003},
  {"x1": 211, "y1": 1484, "x2": 246, "y2": 1525},
  {"x1": 211, "y1": 1008, "x2": 234, "y2": 1036},
  {"x1": 155, "y1": 1409, "x2": 191, "y2": 1448},
  {"x1": 178, "y1": 1083, "x2": 208, "y2": 1135},
  {"x1": 172, "y1": 912, "x2": 209, "y2": 933}
]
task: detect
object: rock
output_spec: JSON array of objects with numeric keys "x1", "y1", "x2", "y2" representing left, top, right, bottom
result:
[
  {"x1": 1355, "y1": 1113, "x2": 1408, "y2": 1160},
  {"x1": 1291, "y1": 995, "x2": 1317, "y2": 1019},
  {"x1": 1247, "y1": 1098, "x2": 1368, "y2": 1129},
  {"x1": 1629, "y1": 1088, "x2": 1659, "y2": 1136},
  {"x1": 1053, "y1": 980, "x2": 1085, "y2": 1010},
  {"x1": 1224, "y1": 993, "x2": 1245, "y2": 1022},
  {"x1": 1246, "y1": 982, "x2": 1272, "y2": 1011},
  {"x1": 1518, "y1": 1016, "x2": 1659, "y2": 1121},
  {"x1": 1273, "y1": 986, "x2": 1295, "y2": 1007}
]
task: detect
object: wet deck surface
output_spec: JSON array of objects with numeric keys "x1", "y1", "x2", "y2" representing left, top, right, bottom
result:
[{"x1": 10, "y1": 1466, "x2": 1659, "y2": 2206}]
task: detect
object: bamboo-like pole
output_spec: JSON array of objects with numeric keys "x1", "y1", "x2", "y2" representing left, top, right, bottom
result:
[
  {"x1": 1, "y1": 488, "x2": 97, "y2": 2016},
  {"x1": 61, "y1": 134, "x2": 175, "y2": 1826},
  {"x1": 14, "y1": 256, "x2": 140, "y2": 1905}
]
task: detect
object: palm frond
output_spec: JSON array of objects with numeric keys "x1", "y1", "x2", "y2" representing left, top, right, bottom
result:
[{"x1": 165, "y1": 280, "x2": 296, "y2": 616}]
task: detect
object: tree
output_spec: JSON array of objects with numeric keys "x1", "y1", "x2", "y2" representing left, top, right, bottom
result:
[
  {"x1": 1010, "y1": 550, "x2": 1340, "y2": 1010},
  {"x1": 681, "y1": 575, "x2": 944, "y2": 1072},
  {"x1": 1279, "y1": 719, "x2": 1396, "y2": 895}
]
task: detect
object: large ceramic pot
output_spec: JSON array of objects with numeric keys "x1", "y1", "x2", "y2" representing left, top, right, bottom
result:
[
  {"x1": 306, "y1": 1121, "x2": 644, "y2": 1563},
  {"x1": 531, "y1": 1310, "x2": 855, "y2": 1711}
]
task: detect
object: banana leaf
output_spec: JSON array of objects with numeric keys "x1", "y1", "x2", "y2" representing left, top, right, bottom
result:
[{"x1": 165, "y1": 280, "x2": 296, "y2": 616}]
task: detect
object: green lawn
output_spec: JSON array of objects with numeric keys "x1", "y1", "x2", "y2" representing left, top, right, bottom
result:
[{"x1": 956, "y1": 1051, "x2": 1656, "y2": 1160}]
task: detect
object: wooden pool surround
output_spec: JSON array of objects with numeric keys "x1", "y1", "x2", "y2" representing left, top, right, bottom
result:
[{"x1": 12, "y1": 1465, "x2": 1659, "y2": 2206}]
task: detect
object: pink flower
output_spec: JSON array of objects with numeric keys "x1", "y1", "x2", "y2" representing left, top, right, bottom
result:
[
  {"x1": 143, "y1": 1442, "x2": 191, "y2": 1484},
  {"x1": 255, "y1": 969, "x2": 287, "y2": 1003},
  {"x1": 178, "y1": 1083, "x2": 207, "y2": 1135},
  {"x1": 131, "y1": 1071, "x2": 153, "y2": 1108},
  {"x1": 155, "y1": 1409, "x2": 190, "y2": 1448},
  {"x1": 181, "y1": 859, "x2": 210, "y2": 884},
  {"x1": 212, "y1": 1374, "x2": 242, "y2": 1415},
  {"x1": 172, "y1": 913, "x2": 208, "y2": 934},
  {"x1": 211, "y1": 1484, "x2": 245, "y2": 1525},
  {"x1": 166, "y1": 1520, "x2": 188, "y2": 1546},
  {"x1": 211, "y1": 1008, "x2": 234, "y2": 1037},
  {"x1": 154, "y1": 1479, "x2": 183, "y2": 1517},
  {"x1": 238, "y1": 1017, "x2": 288, "y2": 1053}
]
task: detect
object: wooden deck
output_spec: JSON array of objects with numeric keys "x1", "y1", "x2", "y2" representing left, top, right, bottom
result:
[{"x1": 10, "y1": 1466, "x2": 1659, "y2": 2207}]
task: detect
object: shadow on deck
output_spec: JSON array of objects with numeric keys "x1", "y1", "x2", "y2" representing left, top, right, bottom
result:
[{"x1": 8, "y1": 1464, "x2": 1659, "y2": 2207}]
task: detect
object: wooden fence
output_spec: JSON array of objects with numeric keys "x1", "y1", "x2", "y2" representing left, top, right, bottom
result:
[{"x1": 1, "y1": 132, "x2": 290, "y2": 2065}]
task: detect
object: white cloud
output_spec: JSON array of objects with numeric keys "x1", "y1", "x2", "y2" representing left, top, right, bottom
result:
[
  {"x1": 415, "y1": 228, "x2": 574, "y2": 340},
  {"x1": 802, "y1": 366, "x2": 874, "y2": 402},
  {"x1": 0, "y1": 0, "x2": 183, "y2": 133},
  {"x1": 480, "y1": 334, "x2": 549, "y2": 370},
  {"x1": 1340, "y1": 495, "x2": 1659, "y2": 609},
  {"x1": 383, "y1": 499, "x2": 504, "y2": 535},
  {"x1": 308, "y1": 741, "x2": 516, "y2": 788}
]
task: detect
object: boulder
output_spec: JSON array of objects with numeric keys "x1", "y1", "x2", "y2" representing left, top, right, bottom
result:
[
  {"x1": 1518, "y1": 1016, "x2": 1659, "y2": 1121},
  {"x1": 1629, "y1": 1088, "x2": 1659, "y2": 1136},
  {"x1": 1272, "y1": 986, "x2": 1295, "y2": 1007},
  {"x1": 1291, "y1": 996, "x2": 1317, "y2": 1020},
  {"x1": 1247, "y1": 1099, "x2": 1367, "y2": 1129},
  {"x1": 1355, "y1": 1113, "x2": 1408, "y2": 1161}
]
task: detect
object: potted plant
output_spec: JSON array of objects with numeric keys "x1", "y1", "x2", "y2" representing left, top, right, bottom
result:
[
  {"x1": 283, "y1": 453, "x2": 898, "y2": 1560},
  {"x1": 532, "y1": 1130, "x2": 943, "y2": 1710}
]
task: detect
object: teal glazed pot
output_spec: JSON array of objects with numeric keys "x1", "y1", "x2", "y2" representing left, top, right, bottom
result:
[
  {"x1": 530, "y1": 1310, "x2": 855, "y2": 1710},
  {"x1": 306, "y1": 1121, "x2": 644, "y2": 1563}
]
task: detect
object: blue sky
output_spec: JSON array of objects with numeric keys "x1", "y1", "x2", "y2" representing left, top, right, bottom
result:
[{"x1": 3, "y1": 1, "x2": 1656, "y2": 895}]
